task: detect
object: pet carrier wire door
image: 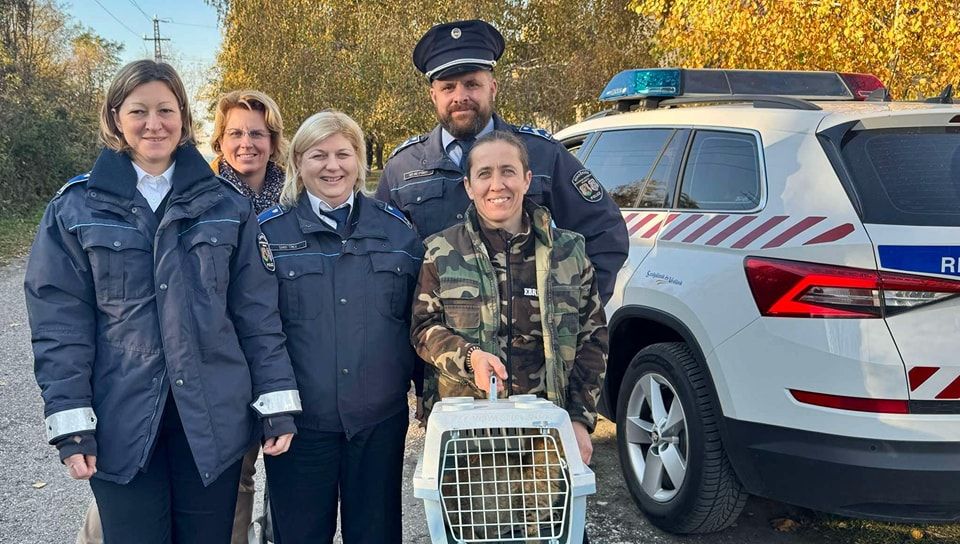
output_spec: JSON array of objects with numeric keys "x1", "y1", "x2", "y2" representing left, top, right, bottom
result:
[{"x1": 414, "y1": 394, "x2": 595, "y2": 544}]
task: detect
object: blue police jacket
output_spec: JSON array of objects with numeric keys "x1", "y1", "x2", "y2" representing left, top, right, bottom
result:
[
  {"x1": 375, "y1": 113, "x2": 628, "y2": 304},
  {"x1": 25, "y1": 145, "x2": 301, "y2": 486},
  {"x1": 258, "y1": 191, "x2": 422, "y2": 437}
]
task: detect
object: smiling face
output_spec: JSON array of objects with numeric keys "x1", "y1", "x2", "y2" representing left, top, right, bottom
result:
[
  {"x1": 113, "y1": 80, "x2": 182, "y2": 175},
  {"x1": 465, "y1": 139, "x2": 532, "y2": 233},
  {"x1": 297, "y1": 132, "x2": 359, "y2": 208},
  {"x1": 221, "y1": 107, "x2": 274, "y2": 186},
  {"x1": 429, "y1": 70, "x2": 498, "y2": 139}
]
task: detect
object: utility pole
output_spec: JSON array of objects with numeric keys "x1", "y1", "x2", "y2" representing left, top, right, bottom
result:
[{"x1": 143, "y1": 16, "x2": 171, "y2": 62}]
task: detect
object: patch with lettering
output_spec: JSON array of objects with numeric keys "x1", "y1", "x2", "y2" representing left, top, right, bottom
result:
[
  {"x1": 572, "y1": 169, "x2": 603, "y2": 202},
  {"x1": 403, "y1": 169, "x2": 435, "y2": 181},
  {"x1": 258, "y1": 233, "x2": 275, "y2": 272},
  {"x1": 269, "y1": 240, "x2": 308, "y2": 252}
]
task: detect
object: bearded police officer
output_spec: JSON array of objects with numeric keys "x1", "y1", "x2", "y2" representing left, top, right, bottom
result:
[{"x1": 375, "y1": 19, "x2": 628, "y2": 305}]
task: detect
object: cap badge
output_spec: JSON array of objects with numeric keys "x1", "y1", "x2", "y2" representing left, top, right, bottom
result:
[{"x1": 451, "y1": 27, "x2": 462, "y2": 39}]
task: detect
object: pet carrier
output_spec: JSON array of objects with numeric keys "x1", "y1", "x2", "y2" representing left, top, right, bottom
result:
[{"x1": 414, "y1": 390, "x2": 596, "y2": 544}]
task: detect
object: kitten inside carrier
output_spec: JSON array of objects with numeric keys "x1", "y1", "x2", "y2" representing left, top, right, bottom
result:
[{"x1": 439, "y1": 428, "x2": 570, "y2": 543}]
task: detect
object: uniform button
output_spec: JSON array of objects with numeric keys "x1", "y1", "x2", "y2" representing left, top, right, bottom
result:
[
  {"x1": 416, "y1": 196, "x2": 422, "y2": 202},
  {"x1": 288, "y1": 270, "x2": 295, "y2": 277},
  {"x1": 159, "y1": 283, "x2": 168, "y2": 291},
  {"x1": 341, "y1": 368, "x2": 349, "y2": 375},
  {"x1": 131, "y1": 207, "x2": 139, "y2": 214},
  {"x1": 175, "y1": 379, "x2": 184, "y2": 386},
  {"x1": 113, "y1": 241, "x2": 121, "y2": 247},
  {"x1": 204, "y1": 472, "x2": 210, "y2": 479},
  {"x1": 456, "y1": 213, "x2": 463, "y2": 220},
  {"x1": 339, "y1": 298, "x2": 347, "y2": 305},
  {"x1": 210, "y1": 237, "x2": 218, "y2": 244},
  {"x1": 89, "y1": 191, "x2": 98, "y2": 198}
]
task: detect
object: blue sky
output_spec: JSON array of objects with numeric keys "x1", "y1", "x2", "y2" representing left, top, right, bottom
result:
[{"x1": 65, "y1": 0, "x2": 221, "y2": 66}]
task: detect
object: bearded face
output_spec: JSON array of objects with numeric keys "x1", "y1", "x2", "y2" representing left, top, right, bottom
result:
[{"x1": 429, "y1": 70, "x2": 498, "y2": 139}]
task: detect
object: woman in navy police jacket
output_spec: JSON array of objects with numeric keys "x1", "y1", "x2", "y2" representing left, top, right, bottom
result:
[
  {"x1": 258, "y1": 110, "x2": 422, "y2": 543},
  {"x1": 24, "y1": 60, "x2": 301, "y2": 543}
]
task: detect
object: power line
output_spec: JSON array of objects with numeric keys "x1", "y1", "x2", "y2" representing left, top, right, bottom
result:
[
  {"x1": 91, "y1": 0, "x2": 144, "y2": 39},
  {"x1": 167, "y1": 20, "x2": 218, "y2": 29},
  {"x1": 126, "y1": 0, "x2": 152, "y2": 22}
]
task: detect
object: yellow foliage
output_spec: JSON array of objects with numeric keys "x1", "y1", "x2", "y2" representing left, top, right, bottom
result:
[{"x1": 629, "y1": 0, "x2": 960, "y2": 99}]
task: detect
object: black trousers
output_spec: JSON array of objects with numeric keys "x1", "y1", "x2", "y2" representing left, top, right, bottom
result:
[
  {"x1": 264, "y1": 409, "x2": 408, "y2": 544},
  {"x1": 90, "y1": 395, "x2": 243, "y2": 544}
]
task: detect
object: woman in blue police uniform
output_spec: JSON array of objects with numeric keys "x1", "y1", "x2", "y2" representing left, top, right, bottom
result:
[
  {"x1": 258, "y1": 110, "x2": 422, "y2": 543},
  {"x1": 24, "y1": 60, "x2": 301, "y2": 543}
]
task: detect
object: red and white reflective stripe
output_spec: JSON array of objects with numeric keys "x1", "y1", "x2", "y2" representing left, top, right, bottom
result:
[
  {"x1": 908, "y1": 366, "x2": 960, "y2": 400},
  {"x1": 621, "y1": 211, "x2": 856, "y2": 249}
]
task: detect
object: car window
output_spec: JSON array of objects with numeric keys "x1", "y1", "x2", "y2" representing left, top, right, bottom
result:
[
  {"x1": 583, "y1": 129, "x2": 674, "y2": 208},
  {"x1": 678, "y1": 130, "x2": 761, "y2": 211},
  {"x1": 637, "y1": 130, "x2": 689, "y2": 208},
  {"x1": 837, "y1": 126, "x2": 960, "y2": 227}
]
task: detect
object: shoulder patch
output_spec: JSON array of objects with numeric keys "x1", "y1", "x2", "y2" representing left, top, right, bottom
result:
[
  {"x1": 515, "y1": 124, "x2": 554, "y2": 141},
  {"x1": 55, "y1": 173, "x2": 90, "y2": 198},
  {"x1": 216, "y1": 175, "x2": 244, "y2": 194},
  {"x1": 388, "y1": 134, "x2": 426, "y2": 159},
  {"x1": 571, "y1": 169, "x2": 604, "y2": 203},
  {"x1": 257, "y1": 232, "x2": 275, "y2": 272},
  {"x1": 257, "y1": 204, "x2": 287, "y2": 226},
  {"x1": 377, "y1": 201, "x2": 413, "y2": 229}
]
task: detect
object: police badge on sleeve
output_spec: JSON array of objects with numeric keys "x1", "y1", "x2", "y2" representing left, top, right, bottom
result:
[
  {"x1": 572, "y1": 169, "x2": 603, "y2": 202},
  {"x1": 258, "y1": 232, "x2": 276, "y2": 272}
]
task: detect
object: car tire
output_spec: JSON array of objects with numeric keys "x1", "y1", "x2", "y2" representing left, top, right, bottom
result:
[{"x1": 616, "y1": 342, "x2": 747, "y2": 533}]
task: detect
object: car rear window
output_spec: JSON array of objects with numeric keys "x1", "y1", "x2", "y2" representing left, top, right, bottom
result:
[
  {"x1": 678, "y1": 130, "x2": 761, "y2": 211},
  {"x1": 838, "y1": 127, "x2": 960, "y2": 226}
]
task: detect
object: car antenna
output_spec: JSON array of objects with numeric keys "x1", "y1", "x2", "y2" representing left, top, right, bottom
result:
[{"x1": 924, "y1": 84, "x2": 954, "y2": 104}]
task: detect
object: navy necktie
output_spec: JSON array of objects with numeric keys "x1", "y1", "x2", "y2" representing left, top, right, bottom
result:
[
  {"x1": 456, "y1": 138, "x2": 475, "y2": 169},
  {"x1": 320, "y1": 206, "x2": 350, "y2": 235}
]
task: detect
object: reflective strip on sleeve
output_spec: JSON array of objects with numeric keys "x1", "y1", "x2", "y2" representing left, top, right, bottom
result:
[
  {"x1": 251, "y1": 390, "x2": 302, "y2": 416},
  {"x1": 45, "y1": 407, "x2": 97, "y2": 443}
]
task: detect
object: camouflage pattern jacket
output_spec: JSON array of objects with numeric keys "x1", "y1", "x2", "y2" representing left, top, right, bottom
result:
[{"x1": 411, "y1": 200, "x2": 608, "y2": 430}]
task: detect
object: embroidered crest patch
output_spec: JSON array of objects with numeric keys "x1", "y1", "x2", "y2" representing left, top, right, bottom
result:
[
  {"x1": 258, "y1": 233, "x2": 275, "y2": 272},
  {"x1": 571, "y1": 169, "x2": 603, "y2": 202}
]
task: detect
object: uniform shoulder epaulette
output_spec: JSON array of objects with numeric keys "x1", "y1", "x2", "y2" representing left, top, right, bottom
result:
[
  {"x1": 388, "y1": 134, "x2": 426, "y2": 159},
  {"x1": 376, "y1": 201, "x2": 413, "y2": 229},
  {"x1": 515, "y1": 124, "x2": 554, "y2": 141},
  {"x1": 216, "y1": 175, "x2": 244, "y2": 194},
  {"x1": 55, "y1": 172, "x2": 90, "y2": 198},
  {"x1": 257, "y1": 204, "x2": 287, "y2": 226}
]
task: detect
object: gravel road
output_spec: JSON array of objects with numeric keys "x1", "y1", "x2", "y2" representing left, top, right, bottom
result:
[{"x1": 0, "y1": 258, "x2": 941, "y2": 543}]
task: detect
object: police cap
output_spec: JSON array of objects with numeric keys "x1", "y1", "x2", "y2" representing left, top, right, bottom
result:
[{"x1": 413, "y1": 20, "x2": 505, "y2": 82}]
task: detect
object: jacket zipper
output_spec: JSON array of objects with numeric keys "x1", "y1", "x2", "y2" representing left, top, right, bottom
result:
[{"x1": 504, "y1": 236, "x2": 514, "y2": 397}]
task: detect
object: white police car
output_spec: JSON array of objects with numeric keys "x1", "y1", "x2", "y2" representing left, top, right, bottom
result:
[{"x1": 554, "y1": 68, "x2": 960, "y2": 533}]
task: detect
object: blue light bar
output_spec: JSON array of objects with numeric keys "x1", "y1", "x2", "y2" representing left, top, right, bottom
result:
[
  {"x1": 599, "y1": 68, "x2": 857, "y2": 103},
  {"x1": 599, "y1": 69, "x2": 681, "y2": 102}
]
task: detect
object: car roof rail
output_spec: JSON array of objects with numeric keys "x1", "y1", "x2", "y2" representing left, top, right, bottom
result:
[{"x1": 656, "y1": 94, "x2": 822, "y2": 111}]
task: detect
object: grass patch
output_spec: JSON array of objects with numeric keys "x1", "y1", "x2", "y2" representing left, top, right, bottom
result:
[
  {"x1": 802, "y1": 514, "x2": 960, "y2": 543},
  {"x1": 0, "y1": 205, "x2": 44, "y2": 265}
]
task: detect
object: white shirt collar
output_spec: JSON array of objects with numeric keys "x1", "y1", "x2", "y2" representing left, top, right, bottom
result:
[
  {"x1": 132, "y1": 162, "x2": 175, "y2": 212},
  {"x1": 306, "y1": 190, "x2": 355, "y2": 228}
]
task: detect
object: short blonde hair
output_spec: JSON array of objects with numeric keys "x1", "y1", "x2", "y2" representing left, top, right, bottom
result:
[
  {"x1": 281, "y1": 110, "x2": 369, "y2": 207},
  {"x1": 211, "y1": 90, "x2": 287, "y2": 164},
  {"x1": 99, "y1": 60, "x2": 194, "y2": 152}
]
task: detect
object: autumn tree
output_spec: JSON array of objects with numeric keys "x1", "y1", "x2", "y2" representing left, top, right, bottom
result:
[
  {"x1": 630, "y1": 0, "x2": 960, "y2": 99},
  {"x1": 207, "y1": 0, "x2": 655, "y2": 165},
  {"x1": 0, "y1": 0, "x2": 121, "y2": 210}
]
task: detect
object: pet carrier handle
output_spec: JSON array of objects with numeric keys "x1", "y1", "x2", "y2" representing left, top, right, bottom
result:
[{"x1": 489, "y1": 375, "x2": 497, "y2": 402}]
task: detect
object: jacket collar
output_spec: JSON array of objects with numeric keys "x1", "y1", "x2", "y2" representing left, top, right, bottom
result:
[
  {"x1": 88, "y1": 145, "x2": 218, "y2": 204},
  {"x1": 465, "y1": 197, "x2": 553, "y2": 248},
  {"x1": 293, "y1": 191, "x2": 388, "y2": 240},
  {"x1": 423, "y1": 113, "x2": 509, "y2": 172}
]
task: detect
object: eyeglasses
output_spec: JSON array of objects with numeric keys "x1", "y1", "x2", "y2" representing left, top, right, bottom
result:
[{"x1": 224, "y1": 129, "x2": 271, "y2": 141}]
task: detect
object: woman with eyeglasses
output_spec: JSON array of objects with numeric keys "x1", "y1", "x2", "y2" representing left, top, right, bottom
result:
[
  {"x1": 25, "y1": 60, "x2": 301, "y2": 543},
  {"x1": 211, "y1": 90, "x2": 288, "y2": 214}
]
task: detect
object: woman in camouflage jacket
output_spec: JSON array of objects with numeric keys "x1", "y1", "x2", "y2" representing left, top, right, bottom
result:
[{"x1": 411, "y1": 130, "x2": 608, "y2": 464}]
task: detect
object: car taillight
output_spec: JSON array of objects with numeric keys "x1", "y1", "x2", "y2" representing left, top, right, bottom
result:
[
  {"x1": 744, "y1": 257, "x2": 960, "y2": 318},
  {"x1": 839, "y1": 72, "x2": 887, "y2": 100}
]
